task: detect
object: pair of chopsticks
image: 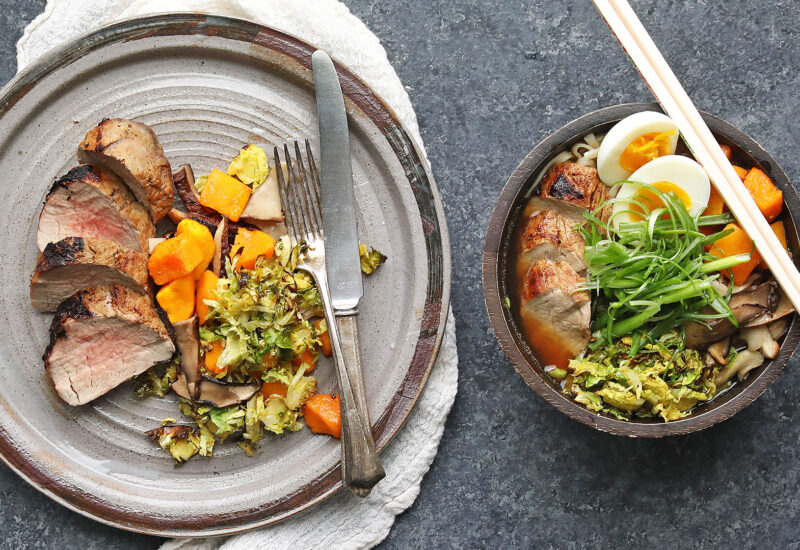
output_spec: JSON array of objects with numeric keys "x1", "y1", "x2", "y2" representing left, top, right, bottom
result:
[{"x1": 592, "y1": 0, "x2": 800, "y2": 313}]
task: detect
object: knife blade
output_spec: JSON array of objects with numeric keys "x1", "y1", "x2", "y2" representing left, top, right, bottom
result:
[
  {"x1": 312, "y1": 50, "x2": 363, "y2": 312},
  {"x1": 312, "y1": 49, "x2": 385, "y2": 496}
]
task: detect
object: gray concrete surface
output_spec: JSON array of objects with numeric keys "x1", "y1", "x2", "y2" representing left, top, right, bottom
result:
[{"x1": 0, "y1": 0, "x2": 798, "y2": 548}]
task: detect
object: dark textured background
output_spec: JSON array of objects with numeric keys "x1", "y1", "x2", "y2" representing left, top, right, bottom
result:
[{"x1": 1, "y1": 0, "x2": 798, "y2": 548}]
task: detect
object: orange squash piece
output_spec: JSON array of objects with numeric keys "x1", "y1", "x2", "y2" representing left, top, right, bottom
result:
[
  {"x1": 195, "y1": 270, "x2": 219, "y2": 324},
  {"x1": 709, "y1": 223, "x2": 761, "y2": 285},
  {"x1": 230, "y1": 228, "x2": 275, "y2": 270},
  {"x1": 148, "y1": 234, "x2": 204, "y2": 285},
  {"x1": 719, "y1": 144, "x2": 732, "y2": 160},
  {"x1": 176, "y1": 219, "x2": 216, "y2": 279},
  {"x1": 204, "y1": 340, "x2": 226, "y2": 375},
  {"x1": 315, "y1": 319, "x2": 332, "y2": 357},
  {"x1": 291, "y1": 348, "x2": 317, "y2": 373},
  {"x1": 743, "y1": 167, "x2": 783, "y2": 222},
  {"x1": 261, "y1": 381, "x2": 288, "y2": 399},
  {"x1": 155, "y1": 274, "x2": 196, "y2": 323},
  {"x1": 304, "y1": 394, "x2": 341, "y2": 438},
  {"x1": 199, "y1": 169, "x2": 252, "y2": 222},
  {"x1": 758, "y1": 221, "x2": 789, "y2": 270},
  {"x1": 704, "y1": 186, "x2": 725, "y2": 217},
  {"x1": 733, "y1": 165, "x2": 749, "y2": 181}
]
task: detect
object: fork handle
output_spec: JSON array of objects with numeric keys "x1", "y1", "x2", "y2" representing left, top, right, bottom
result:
[
  {"x1": 332, "y1": 310, "x2": 386, "y2": 496},
  {"x1": 334, "y1": 310, "x2": 385, "y2": 495}
]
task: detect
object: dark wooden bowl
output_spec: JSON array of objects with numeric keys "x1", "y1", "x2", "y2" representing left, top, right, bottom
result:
[{"x1": 483, "y1": 103, "x2": 800, "y2": 437}]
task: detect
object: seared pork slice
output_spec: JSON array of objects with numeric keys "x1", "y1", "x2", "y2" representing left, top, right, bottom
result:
[
  {"x1": 520, "y1": 259, "x2": 591, "y2": 360},
  {"x1": 78, "y1": 118, "x2": 174, "y2": 222},
  {"x1": 30, "y1": 237, "x2": 148, "y2": 312},
  {"x1": 37, "y1": 165, "x2": 154, "y2": 252},
  {"x1": 520, "y1": 210, "x2": 585, "y2": 272},
  {"x1": 524, "y1": 195, "x2": 588, "y2": 225},
  {"x1": 44, "y1": 286, "x2": 175, "y2": 406},
  {"x1": 539, "y1": 162, "x2": 608, "y2": 211}
]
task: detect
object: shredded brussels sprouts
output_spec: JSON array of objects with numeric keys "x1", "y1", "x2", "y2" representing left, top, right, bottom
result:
[
  {"x1": 359, "y1": 244, "x2": 387, "y2": 275},
  {"x1": 562, "y1": 332, "x2": 720, "y2": 422},
  {"x1": 200, "y1": 236, "x2": 323, "y2": 382},
  {"x1": 132, "y1": 356, "x2": 179, "y2": 398}
]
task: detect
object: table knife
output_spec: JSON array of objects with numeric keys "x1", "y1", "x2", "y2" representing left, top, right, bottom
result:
[{"x1": 312, "y1": 49, "x2": 385, "y2": 497}]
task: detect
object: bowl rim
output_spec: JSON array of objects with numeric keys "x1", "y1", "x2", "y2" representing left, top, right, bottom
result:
[{"x1": 482, "y1": 102, "x2": 800, "y2": 437}]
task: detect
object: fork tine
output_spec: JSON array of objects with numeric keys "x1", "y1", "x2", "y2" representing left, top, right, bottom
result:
[
  {"x1": 294, "y1": 141, "x2": 323, "y2": 238},
  {"x1": 285, "y1": 143, "x2": 313, "y2": 242},
  {"x1": 305, "y1": 139, "x2": 324, "y2": 222},
  {"x1": 275, "y1": 146, "x2": 300, "y2": 244}
]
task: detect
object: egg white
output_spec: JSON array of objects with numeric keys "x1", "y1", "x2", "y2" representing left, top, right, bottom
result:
[
  {"x1": 597, "y1": 112, "x2": 680, "y2": 185},
  {"x1": 611, "y1": 155, "x2": 711, "y2": 228}
]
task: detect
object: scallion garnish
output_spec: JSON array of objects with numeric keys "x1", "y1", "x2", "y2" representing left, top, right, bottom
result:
[{"x1": 578, "y1": 182, "x2": 747, "y2": 354}]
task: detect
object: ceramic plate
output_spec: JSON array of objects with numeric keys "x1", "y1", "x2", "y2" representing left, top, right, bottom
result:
[{"x1": 0, "y1": 14, "x2": 450, "y2": 536}]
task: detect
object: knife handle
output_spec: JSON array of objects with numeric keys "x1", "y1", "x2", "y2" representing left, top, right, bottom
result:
[{"x1": 333, "y1": 310, "x2": 386, "y2": 497}]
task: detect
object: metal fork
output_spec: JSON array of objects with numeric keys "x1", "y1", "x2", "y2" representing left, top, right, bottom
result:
[{"x1": 275, "y1": 140, "x2": 385, "y2": 497}]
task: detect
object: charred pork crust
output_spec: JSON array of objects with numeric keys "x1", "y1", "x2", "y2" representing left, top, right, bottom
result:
[
  {"x1": 43, "y1": 290, "x2": 93, "y2": 361},
  {"x1": 539, "y1": 162, "x2": 608, "y2": 210},
  {"x1": 41, "y1": 237, "x2": 85, "y2": 267},
  {"x1": 44, "y1": 166, "x2": 96, "y2": 202},
  {"x1": 34, "y1": 237, "x2": 148, "y2": 284}
]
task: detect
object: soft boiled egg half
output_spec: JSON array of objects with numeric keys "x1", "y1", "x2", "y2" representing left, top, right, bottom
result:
[
  {"x1": 597, "y1": 111, "x2": 680, "y2": 185},
  {"x1": 611, "y1": 155, "x2": 711, "y2": 229}
]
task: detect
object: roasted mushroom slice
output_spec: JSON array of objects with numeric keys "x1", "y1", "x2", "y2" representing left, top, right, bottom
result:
[
  {"x1": 685, "y1": 280, "x2": 779, "y2": 348},
  {"x1": 146, "y1": 425, "x2": 202, "y2": 464},
  {"x1": 240, "y1": 162, "x2": 284, "y2": 223},
  {"x1": 743, "y1": 290, "x2": 793, "y2": 328},
  {"x1": 212, "y1": 217, "x2": 230, "y2": 276},
  {"x1": 768, "y1": 317, "x2": 790, "y2": 340},
  {"x1": 740, "y1": 325, "x2": 780, "y2": 359},
  {"x1": 715, "y1": 349, "x2": 765, "y2": 386},
  {"x1": 172, "y1": 316, "x2": 201, "y2": 400},
  {"x1": 172, "y1": 378, "x2": 260, "y2": 408},
  {"x1": 707, "y1": 337, "x2": 731, "y2": 365},
  {"x1": 173, "y1": 165, "x2": 217, "y2": 216}
]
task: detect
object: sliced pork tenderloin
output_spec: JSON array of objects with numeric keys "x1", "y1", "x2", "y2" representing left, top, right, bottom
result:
[
  {"x1": 538, "y1": 162, "x2": 608, "y2": 211},
  {"x1": 44, "y1": 285, "x2": 175, "y2": 406},
  {"x1": 37, "y1": 165, "x2": 154, "y2": 252},
  {"x1": 520, "y1": 210, "x2": 585, "y2": 272},
  {"x1": 78, "y1": 118, "x2": 174, "y2": 222},
  {"x1": 30, "y1": 237, "x2": 148, "y2": 312},
  {"x1": 520, "y1": 258, "x2": 591, "y2": 362}
]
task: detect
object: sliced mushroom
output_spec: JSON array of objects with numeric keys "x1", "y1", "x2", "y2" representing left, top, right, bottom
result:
[
  {"x1": 172, "y1": 316, "x2": 201, "y2": 400},
  {"x1": 731, "y1": 271, "x2": 767, "y2": 293},
  {"x1": 240, "y1": 162, "x2": 285, "y2": 223},
  {"x1": 212, "y1": 217, "x2": 230, "y2": 276},
  {"x1": 685, "y1": 280, "x2": 779, "y2": 348},
  {"x1": 743, "y1": 290, "x2": 793, "y2": 328},
  {"x1": 172, "y1": 378, "x2": 259, "y2": 408},
  {"x1": 768, "y1": 316, "x2": 790, "y2": 340},
  {"x1": 707, "y1": 337, "x2": 731, "y2": 365},
  {"x1": 715, "y1": 349, "x2": 765, "y2": 386},
  {"x1": 173, "y1": 165, "x2": 217, "y2": 216},
  {"x1": 740, "y1": 325, "x2": 780, "y2": 359}
]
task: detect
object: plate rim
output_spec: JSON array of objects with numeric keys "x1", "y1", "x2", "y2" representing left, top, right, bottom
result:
[{"x1": 0, "y1": 13, "x2": 451, "y2": 536}]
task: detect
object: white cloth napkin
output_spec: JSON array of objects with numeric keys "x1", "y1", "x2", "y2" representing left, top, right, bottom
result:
[{"x1": 17, "y1": 1, "x2": 458, "y2": 548}]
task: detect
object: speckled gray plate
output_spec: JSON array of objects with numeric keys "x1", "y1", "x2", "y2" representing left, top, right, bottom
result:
[{"x1": 0, "y1": 14, "x2": 450, "y2": 536}]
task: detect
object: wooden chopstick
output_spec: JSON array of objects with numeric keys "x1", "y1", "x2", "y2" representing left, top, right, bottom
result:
[{"x1": 592, "y1": 0, "x2": 800, "y2": 313}]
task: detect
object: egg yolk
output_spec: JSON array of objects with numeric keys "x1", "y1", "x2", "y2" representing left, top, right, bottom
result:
[
  {"x1": 619, "y1": 131, "x2": 676, "y2": 172},
  {"x1": 629, "y1": 181, "x2": 692, "y2": 220}
]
